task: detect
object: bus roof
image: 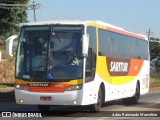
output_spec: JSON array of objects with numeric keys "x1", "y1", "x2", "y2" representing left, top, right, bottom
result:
[
  {"x1": 22, "y1": 20, "x2": 88, "y2": 26},
  {"x1": 22, "y1": 20, "x2": 147, "y2": 40}
]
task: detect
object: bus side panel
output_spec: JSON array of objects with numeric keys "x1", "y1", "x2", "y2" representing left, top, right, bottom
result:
[{"x1": 95, "y1": 56, "x2": 150, "y2": 102}]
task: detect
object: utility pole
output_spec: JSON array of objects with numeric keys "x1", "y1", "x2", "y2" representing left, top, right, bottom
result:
[
  {"x1": 33, "y1": 0, "x2": 36, "y2": 22},
  {"x1": 29, "y1": 0, "x2": 41, "y2": 22},
  {"x1": 146, "y1": 29, "x2": 153, "y2": 41}
]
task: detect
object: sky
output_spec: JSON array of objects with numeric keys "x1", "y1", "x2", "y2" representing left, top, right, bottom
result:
[{"x1": 27, "y1": 0, "x2": 160, "y2": 38}]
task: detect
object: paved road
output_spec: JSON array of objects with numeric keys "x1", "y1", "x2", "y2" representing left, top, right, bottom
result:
[{"x1": 0, "y1": 91, "x2": 160, "y2": 119}]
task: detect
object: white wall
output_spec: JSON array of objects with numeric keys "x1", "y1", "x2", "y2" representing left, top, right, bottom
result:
[{"x1": 5, "y1": 35, "x2": 18, "y2": 56}]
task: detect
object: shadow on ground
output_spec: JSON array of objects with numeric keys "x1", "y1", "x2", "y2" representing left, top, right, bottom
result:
[{"x1": 0, "y1": 90, "x2": 15, "y2": 102}]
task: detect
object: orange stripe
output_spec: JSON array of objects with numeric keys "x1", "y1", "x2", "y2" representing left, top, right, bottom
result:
[
  {"x1": 107, "y1": 27, "x2": 146, "y2": 40},
  {"x1": 127, "y1": 59, "x2": 144, "y2": 76},
  {"x1": 16, "y1": 79, "x2": 83, "y2": 92},
  {"x1": 26, "y1": 83, "x2": 72, "y2": 92}
]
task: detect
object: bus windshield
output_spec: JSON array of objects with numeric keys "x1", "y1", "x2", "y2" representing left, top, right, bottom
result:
[{"x1": 16, "y1": 25, "x2": 83, "y2": 82}]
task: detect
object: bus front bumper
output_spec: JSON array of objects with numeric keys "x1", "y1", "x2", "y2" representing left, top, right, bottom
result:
[{"x1": 15, "y1": 89, "x2": 84, "y2": 106}]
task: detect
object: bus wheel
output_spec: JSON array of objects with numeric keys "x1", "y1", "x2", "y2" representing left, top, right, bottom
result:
[
  {"x1": 123, "y1": 83, "x2": 140, "y2": 105},
  {"x1": 37, "y1": 105, "x2": 50, "y2": 112},
  {"x1": 90, "y1": 88, "x2": 102, "y2": 112},
  {"x1": 130, "y1": 83, "x2": 140, "y2": 104}
]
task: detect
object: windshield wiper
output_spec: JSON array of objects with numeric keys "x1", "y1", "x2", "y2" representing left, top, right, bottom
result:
[{"x1": 30, "y1": 57, "x2": 46, "y2": 81}]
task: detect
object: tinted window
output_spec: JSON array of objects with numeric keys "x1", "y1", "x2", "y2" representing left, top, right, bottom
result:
[
  {"x1": 86, "y1": 26, "x2": 97, "y2": 82},
  {"x1": 98, "y1": 29, "x2": 149, "y2": 60}
]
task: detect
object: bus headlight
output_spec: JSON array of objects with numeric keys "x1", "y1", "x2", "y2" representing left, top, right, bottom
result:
[
  {"x1": 15, "y1": 84, "x2": 28, "y2": 91},
  {"x1": 66, "y1": 84, "x2": 82, "y2": 91}
]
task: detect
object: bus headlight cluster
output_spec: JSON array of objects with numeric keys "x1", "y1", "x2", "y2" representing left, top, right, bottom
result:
[
  {"x1": 15, "y1": 84, "x2": 28, "y2": 91},
  {"x1": 66, "y1": 84, "x2": 82, "y2": 91}
]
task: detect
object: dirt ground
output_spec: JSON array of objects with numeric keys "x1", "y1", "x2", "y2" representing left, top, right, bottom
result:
[{"x1": 150, "y1": 87, "x2": 160, "y2": 92}]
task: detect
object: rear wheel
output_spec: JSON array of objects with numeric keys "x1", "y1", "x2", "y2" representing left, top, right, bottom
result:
[
  {"x1": 37, "y1": 105, "x2": 50, "y2": 112},
  {"x1": 123, "y1": 83, "x2": 140, "y2": 104},
  {"x1": 130, "y1": 83, "x2": 140, "y2": 104},
  {"x1": 90, "y1": 88, "x2": 102, "y2": 112}
]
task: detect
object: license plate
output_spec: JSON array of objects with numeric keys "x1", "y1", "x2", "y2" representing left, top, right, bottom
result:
[{"x1": 40, "y1": 96, "x2": 52, "y2": 101}]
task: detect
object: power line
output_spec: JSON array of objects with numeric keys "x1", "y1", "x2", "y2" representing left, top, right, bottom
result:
[
  {"x1": 0, "y1": 3, "x2": 27, "y2": 7},
  {"x1": 0, "y1": 0, "x2": 16, "y2": 3},
  {"x1": 0, "y1": 6, "x2": 27, "y2": 10},
  {"x1": 0, "y1": 3, "x2": 28, "y2": 10}
]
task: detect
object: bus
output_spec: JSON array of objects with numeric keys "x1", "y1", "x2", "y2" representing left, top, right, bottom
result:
[{"x1": 15, "y1": 20, "x2": 150, "y2": 112}]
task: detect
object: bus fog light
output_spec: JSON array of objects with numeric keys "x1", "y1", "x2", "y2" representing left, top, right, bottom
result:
[
  {"x1": 15, "y1": 84, "x2": 20, "y2": 89},
  {"x1": 73, "y1": 100, "x2": 77, "y2": 105},
  {"x1": 19, "y1": 99, "x2": 24, "y2": 103}
]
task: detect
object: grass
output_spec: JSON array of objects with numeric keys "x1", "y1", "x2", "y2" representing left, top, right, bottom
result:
[
  {"x1": 0, "y1": 83, "x2": 15, "y2": 87},
  {"x1": 0, "y1": 85, "x2": 7, "y2": 88},
  {"x1": 150, "y1": 77, "x2": 160, "y2": 91}
]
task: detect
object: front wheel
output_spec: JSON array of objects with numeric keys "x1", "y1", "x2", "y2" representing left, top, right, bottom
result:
[{"x1": 89, "y1": 88, "x2": 102, "y2": 112}]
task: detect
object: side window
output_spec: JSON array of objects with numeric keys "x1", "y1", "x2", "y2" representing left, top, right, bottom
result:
[
  {"x1": 98, "y1": 28, "x2": 148, "y2": 60},
  {"x1": 139, "y1": 40, "x2": 149, "y2": 60},
  {"x1": 85, "y1": 26, "x2": 96, "y2": 82},
  {"x1": 98, "y1": 29, "x2": 112, "y2": 56},
  {"x1": 110, "y1": 32, "x2": 118, "y2": 57},
  {"x1": 143, "y1": 41, "x2": 149, "y2": 60},
  {"x1": 129, "y1": 37, "x2": 136, "y2": 59}
]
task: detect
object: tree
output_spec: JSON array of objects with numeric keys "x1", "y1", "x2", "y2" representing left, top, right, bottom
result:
[
  {"x1": 154, "y1": 59, "x2": 160, "y2": 76},
  {"x1": 0, "y1": 0, "x2": 29, "y2": 41},
  {"x1": 150, "y1": 41, "x2": 160, "y2": 61},
  {"x1": 149, "y1": 40, "x2": 160, "y2": 77}
]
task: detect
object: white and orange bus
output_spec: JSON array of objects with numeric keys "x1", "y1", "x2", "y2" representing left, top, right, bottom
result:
[{"x1": 15, "y1": 21, "x2": 150, "y2": 112}]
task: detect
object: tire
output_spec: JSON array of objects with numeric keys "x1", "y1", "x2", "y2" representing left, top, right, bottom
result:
[
  {"x1": 130, "y1": 83, "x2": 140, "y2": 104},
  {"x1": 90, "y1": 88, "x2": 102, "y2": 112},
  {"x1": 123, "y1": 83, "x2": 140, "y2": 105},
  {"x1": 37, "y1": 105, "x2": 50, "y2": 112}
]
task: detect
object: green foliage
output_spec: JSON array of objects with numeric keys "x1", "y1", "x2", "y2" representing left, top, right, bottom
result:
[
  {"x1": 0, "y1": 83, "x2": 15, "y2": 87},
  {"x1": 150, "y1": 41, "x2": 160, "y2": 61},
  {"x1": 0, "y1": 0, "x2": 29, "y2": 40},
  {"x1": 150, "y1": 40, "x2": 160, "y2": 77},
  {"x1": 154, "y1": 59, "x2": 160, "y2": 75}
]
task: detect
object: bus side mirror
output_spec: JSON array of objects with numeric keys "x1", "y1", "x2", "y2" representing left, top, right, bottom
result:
[{"x1": 82, "y1": 34, "x2": 89, "y2": 57}]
